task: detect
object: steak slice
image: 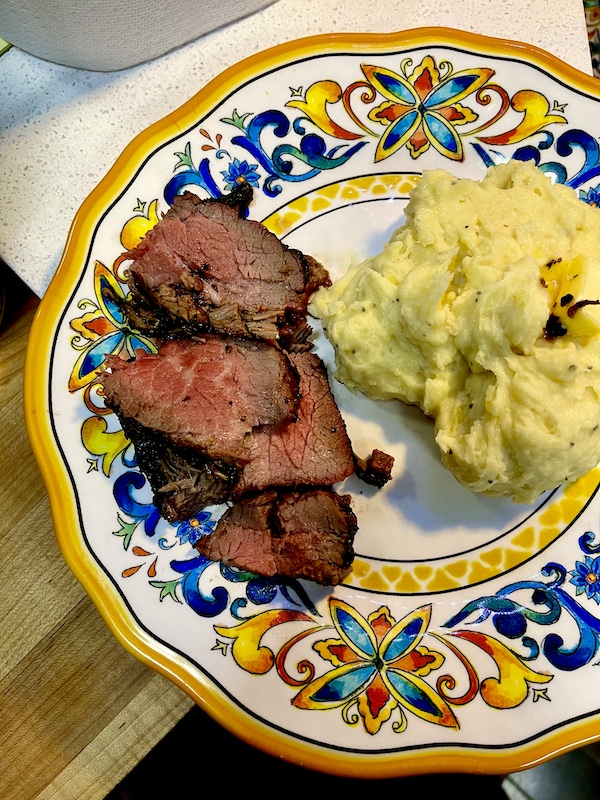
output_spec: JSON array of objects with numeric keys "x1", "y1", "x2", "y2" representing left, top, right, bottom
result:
[
  {"x1": 98, "y1": 340, "x2": 354, "y2": 521},
  {"x1": 119, "y1": 416, "x2": 238, "y2": 521},
  {"x1": 115, "y1": 185, "x2": 330, "y2": 344},
  {"x1": 195, "y1": 489, "x2": 357, "y2": 585},
  {"x1": 234, "y1": 351, "x2": 355, "y2": 495},
  {"x1": 100, "y1": 336, "x2": 299, "y2": 465}
]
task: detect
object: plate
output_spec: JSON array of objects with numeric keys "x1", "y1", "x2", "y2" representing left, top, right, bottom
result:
[{"x1": 25, "y1": 27, "x2": 600, "y2": 778}]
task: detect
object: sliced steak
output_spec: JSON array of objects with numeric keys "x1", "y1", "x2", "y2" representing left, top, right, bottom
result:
[
  {"x1": 98, "y1": 342, "x2": 354, "y2": 521},
  {"x1": 100, "y1": 336, "x2": 299, "y2": 465},
  {"x1": 234, "y1": 351, "x2": 355, "y2": 495},
  {"x1": 195, "y1": 489, "x2": 357, "y2": 585},
  {"x1": 119, "y1": 416, "x2": 238, "y2": 521},
  {"x1": 114, "y1": 185, "x2": 330, "y2": 344}
]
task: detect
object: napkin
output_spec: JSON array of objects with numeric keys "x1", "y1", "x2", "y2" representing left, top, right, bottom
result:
[{"x1": 0, "y1": 0, "x2": 277, "y2": 71}]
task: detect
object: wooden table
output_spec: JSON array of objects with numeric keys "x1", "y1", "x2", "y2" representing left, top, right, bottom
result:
[{"x1": 0, "y1": 271, "x2": 194, "y2": 800}]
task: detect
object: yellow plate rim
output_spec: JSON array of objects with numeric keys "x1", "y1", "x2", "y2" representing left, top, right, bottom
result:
[{"x1": 24, "y1": 26, "x2": 600, "y2": 778}]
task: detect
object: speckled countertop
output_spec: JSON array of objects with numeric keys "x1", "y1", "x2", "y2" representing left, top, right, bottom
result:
[{"x1": 0, "y1": 0, "x2": 592, "y2": 297}]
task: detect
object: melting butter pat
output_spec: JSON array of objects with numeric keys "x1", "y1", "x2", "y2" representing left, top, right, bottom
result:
[{"x1": 544, "y1": 254, "x2": 600, "y2": 337}]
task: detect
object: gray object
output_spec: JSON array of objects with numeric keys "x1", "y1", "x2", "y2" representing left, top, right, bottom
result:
[{"x1": 0, "y1": 0, "x2": 277, "y2": 70}]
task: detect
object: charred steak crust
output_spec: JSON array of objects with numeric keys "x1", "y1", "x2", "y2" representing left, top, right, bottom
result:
[
  {"x1": 194, "y1": 489, "x2": 357, "y2": 586},
  {"x1": 354, "y1": 448, "x2": 395, "y2": 488},
  {"x1": 118, "y1": 416, "x2": 237, "y2": 522}
]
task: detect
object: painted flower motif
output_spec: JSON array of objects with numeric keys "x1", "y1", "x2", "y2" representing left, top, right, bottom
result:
[
  {"x1": 177, "y1": 511, "x2": 215, "y2": 546},
  {"x1": 221, "y1": 158, "x2": 260, "y2": 190},
  {"x1": 569, "y1": 555, "x2": 600, "y2": 603},
  {"x1": 580, "y1": 185, "x2": 600, "y2": 207},
  {"x1": 363, "y1": 56, "x2": 494, "y2": 162},
  {"x1": 69, "y1": 260, "x2": 155, "y2": 393},
  {"x1": 292, "y1": 598, "x2": 456, "y2": 734}
]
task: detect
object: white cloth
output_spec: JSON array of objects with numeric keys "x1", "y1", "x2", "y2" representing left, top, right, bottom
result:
[{"x1": 0, "y1": 0, "x2": 277, "y2": 70}]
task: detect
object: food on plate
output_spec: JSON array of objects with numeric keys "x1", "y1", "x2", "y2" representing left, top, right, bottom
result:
[
  {"x1": 102, "y1": 336, "x2": 298, "y2": 463},
  {"x1": 98, "y1": 184, "x2": 394, "y2": 584},
  {"x1": 194, "y1": 489, "x2": 357, "y2": 586},
  {"x1": 109, "y1": 183, "x2": 330, "y2": 349},
  {"x1": 100, "y1": 339, "x2": 356, "y2": 522},
  {"x1": 233, "y1": 350, "x2": 355, "y2": 497},
  {"x1": 310, "y1": 160, "x2": 600, "y2": 503},
  {"x1": 354, "y1": 448, "x2": 396, "y2": 488}
]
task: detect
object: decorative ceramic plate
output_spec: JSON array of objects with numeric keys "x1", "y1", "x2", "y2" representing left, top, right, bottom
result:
[{"x1": 25, "y1": 27, "x2": 600, "y2": 778}]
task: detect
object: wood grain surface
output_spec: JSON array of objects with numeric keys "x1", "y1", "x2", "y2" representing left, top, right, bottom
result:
[{"x1": 0, "y1": 276, "x2": 193, "y2": 800}]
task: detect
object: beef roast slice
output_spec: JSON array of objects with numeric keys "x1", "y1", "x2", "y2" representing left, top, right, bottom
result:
[
  {"x1": 100, "y1": 336, "x2": 298, "y2": 464},
  {"x1": 119, "y1": 416, "x2": 237, "y2": 522},
  {"x1": 235, "y1": 351, "x2": 354, "y2": 495},
  {"x1": 121, "y1": 189, "x2": 330, "y2": 339},
  {"x1": 196, "y1": 491, "x2": 279, "y2": 576},
  {"x1": 274, "y1": 490, "x2": 357, "y2": 584},
  {"x1": 195, "y1": 489, "x2": 357, "y2": 585}
]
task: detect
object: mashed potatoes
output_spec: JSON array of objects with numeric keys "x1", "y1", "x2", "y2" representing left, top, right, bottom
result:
[{"x1": 310, "y1": 161, "x2": 600, "y2": 503}]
